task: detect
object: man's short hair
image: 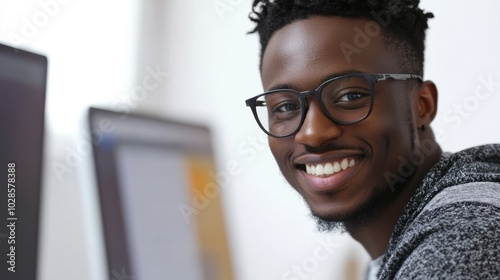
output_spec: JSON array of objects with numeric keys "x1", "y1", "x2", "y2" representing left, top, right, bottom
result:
[{"x1": 249, "y1": 0, "x2": 434, "y2": 76}]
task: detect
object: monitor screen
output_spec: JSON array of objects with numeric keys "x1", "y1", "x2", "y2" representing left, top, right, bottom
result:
[
  {"x1": 0, "y1": 43, "x2": 47, "y2": 279},
  {"x1": 88, "y1": 107, "x2": 234, "y2": 280}
]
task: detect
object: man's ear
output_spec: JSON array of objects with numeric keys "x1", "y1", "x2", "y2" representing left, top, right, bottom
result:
[{"x1": 415, "y1": 81, "x2": 438, "y2": 128}]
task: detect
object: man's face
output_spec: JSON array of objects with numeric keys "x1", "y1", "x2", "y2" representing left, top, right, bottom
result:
[{"x1": 261, "y1": 16, "x2": 419, "y2": 223}]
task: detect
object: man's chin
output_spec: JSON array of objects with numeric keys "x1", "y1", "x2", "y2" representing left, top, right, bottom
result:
[
  {"x1": 308, "y1": 188, "x2": 387, "y2": 234},
  {"x1": 310, "y1": 212, "x2": 348, "y2": 234},
  {"x1": 311, "y1": 209, "x2": 373, "y2": 235}
]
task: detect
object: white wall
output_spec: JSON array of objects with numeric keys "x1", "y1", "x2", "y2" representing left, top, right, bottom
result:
[
  {"x1": 0, "y1": 1, "x2": 499, "y2": 280},
  {"x1": 421, "y1": 1, "x2": 500, "y2": 151}
]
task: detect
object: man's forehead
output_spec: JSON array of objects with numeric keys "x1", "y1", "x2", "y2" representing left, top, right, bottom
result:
[{"x1": 261, "y1": 15, "x2": 400, "y2": 90}]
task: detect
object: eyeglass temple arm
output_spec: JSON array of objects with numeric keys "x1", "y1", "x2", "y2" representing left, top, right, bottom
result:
[
  {"x1": 245, "y1": 99, "x2": 266, "y2": 107},
  {"x1": 376, "y1": 74, "x2": 423, "y2": 81},
  {"x1": 253, "y1": 100, "x2": 266, "y2": 107}
]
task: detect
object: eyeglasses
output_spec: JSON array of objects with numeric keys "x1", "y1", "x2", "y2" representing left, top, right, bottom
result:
[{"x1": 245, "y1": 73, "x2": 422, "y2": 138}]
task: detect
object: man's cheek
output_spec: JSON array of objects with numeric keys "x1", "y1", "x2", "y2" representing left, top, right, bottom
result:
[{"x1": 268, "y1": 138, "x2": 287, "y2": 163}]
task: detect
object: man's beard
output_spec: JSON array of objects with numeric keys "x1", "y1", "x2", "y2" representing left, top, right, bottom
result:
[
  {"x1": 310, "y1": 187, "x2": 387, "y2": 235},
  {"x1": 309, "y1": 108, "x2": 418, "y2": 235}
]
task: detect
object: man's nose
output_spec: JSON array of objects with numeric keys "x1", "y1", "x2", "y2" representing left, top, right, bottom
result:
[{"x1": 295, "y1": 99, "x2": 342, "y2": 147}]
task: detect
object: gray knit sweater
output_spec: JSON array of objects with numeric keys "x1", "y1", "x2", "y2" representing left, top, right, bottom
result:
[{"x1": 377, "y1": 144, "x2": 500, "y2": 279}]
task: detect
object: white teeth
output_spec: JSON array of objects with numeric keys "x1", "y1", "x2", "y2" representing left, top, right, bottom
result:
[
  {"x1": 340, "y1": 159, "x2": 348, "y2": 170},
  {"x1": 305, "y1": 158, "x2": 357, "y2": 177},
  {"x1": 333, "y1": 162, "x2": 341, "y2": 172},
  {"x1": 316, "y1": 164, "x2": 324, "y2": 176},
  {"x1": 324, "y1": 163, "x2": 334, "y2": 174}
]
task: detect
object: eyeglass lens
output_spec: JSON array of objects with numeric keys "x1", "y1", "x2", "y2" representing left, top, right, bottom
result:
[{"x1": 254, "y1": 76, "x2": 372, "y2": 137}]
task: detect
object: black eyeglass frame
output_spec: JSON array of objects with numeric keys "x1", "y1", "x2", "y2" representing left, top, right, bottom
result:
[{"x1": 245, "y1": 73, "x2": 423, "y2": 138}]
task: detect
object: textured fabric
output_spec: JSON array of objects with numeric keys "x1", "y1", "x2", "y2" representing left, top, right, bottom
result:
[{"x1": 377, "y1": 144, "x2": 500, "y2": 279}]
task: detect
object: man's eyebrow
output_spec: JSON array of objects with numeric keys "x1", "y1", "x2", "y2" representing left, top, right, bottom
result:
[
  {"x1": 267, "y1": 70, "x2": 364, "y2": 92},
  {"x1": 268, "y1": 83, "x2": 296, "y2": 91}
]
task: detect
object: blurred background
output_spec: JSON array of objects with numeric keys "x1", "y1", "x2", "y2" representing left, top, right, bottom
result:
[{"x1": 0, "y1": 1, "x2": 499, "y2": 279}]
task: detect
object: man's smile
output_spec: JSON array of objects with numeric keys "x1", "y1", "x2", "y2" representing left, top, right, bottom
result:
[
  {"x1": 293, "y1": 149, "x2": 365, "y2": 193},
  {"x1": 304, "y1": 158, "x2": 356, "y2": 176}
]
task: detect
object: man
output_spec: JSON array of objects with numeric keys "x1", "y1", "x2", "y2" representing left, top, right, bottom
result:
[{"x1": 245, "y1": 1, "x2": 500, "y2": 279}]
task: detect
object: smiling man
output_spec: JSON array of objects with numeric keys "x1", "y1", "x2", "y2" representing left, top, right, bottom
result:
[{"x1": 245, "y1": 1, "x2": 500, "y2": 279}]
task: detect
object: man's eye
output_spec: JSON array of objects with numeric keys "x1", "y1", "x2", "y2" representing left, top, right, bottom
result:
[
  {"x1": 273, "y1": 102, "x2": 300, "y2": 113},
  {"x1": 338, "y1": 92, "x2": 365, "y2": 102}
]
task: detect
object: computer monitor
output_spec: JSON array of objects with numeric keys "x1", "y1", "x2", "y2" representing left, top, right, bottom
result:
[
  {"x1": 88, "y1": 107, "x2": 234, "y2": 280},
  {"x1": 0, "y1": 43, "x2": 47, "y2": 279}
]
